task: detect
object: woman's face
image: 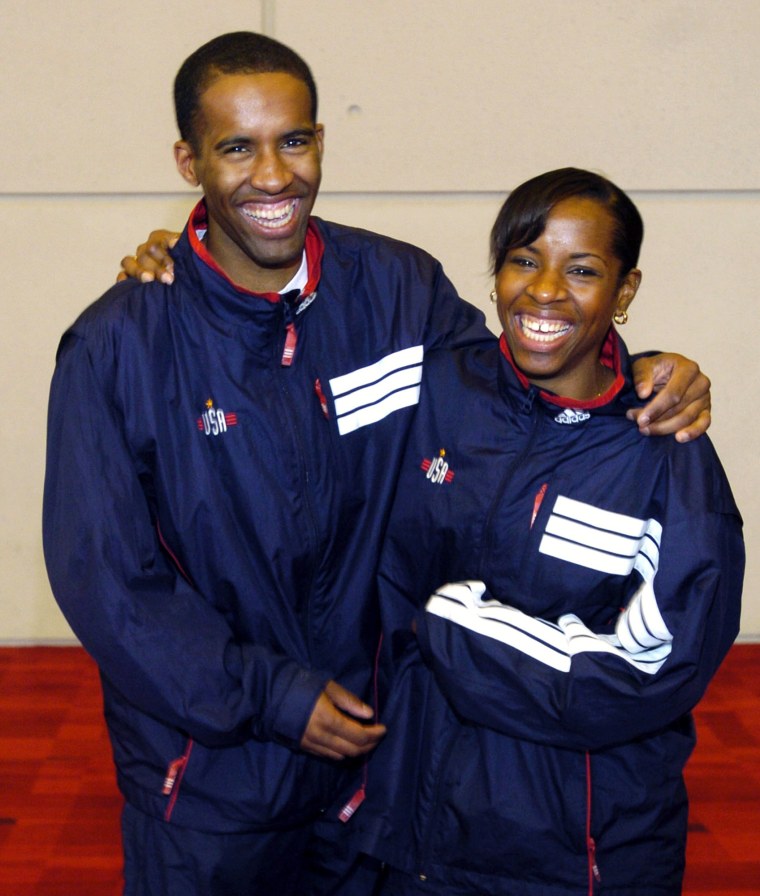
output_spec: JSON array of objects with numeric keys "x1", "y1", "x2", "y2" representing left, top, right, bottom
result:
[{"x1": 495, "y1": 196, "x2": 640, "y2": 400}]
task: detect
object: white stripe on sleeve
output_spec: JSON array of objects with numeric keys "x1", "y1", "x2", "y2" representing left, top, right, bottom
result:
[
  {"x1": 426, "y1": 579, "x2": 672, "y2": 677},
  {"x1": 329, "y1": 345, "x2": 424, "y2": 435}
]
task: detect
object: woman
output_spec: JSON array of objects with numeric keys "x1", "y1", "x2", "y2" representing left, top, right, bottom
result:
[{"x1": 356, "y1": 168, "x2": 744, "y2": 895}]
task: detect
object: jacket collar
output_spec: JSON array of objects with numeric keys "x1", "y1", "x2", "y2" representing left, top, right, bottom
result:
[
  {"x1": 497, "y1": 328, "x2": 638, "y2": 419},
  {"x1": 186, "y1": 199, "x2": 324, "y2": 305}
]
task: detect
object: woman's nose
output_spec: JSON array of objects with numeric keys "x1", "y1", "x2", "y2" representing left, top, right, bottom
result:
[{"x1": 527, "y1": 269, "x2": 565, "y2": 302}]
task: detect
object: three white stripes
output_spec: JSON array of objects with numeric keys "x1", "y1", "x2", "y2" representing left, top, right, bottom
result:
[
  {"x1": 427, "y1": 497, "x2": 672, "y2": 676},
  {"x1": 329, "y1": 346, "x2": 423, "y2": 435}
]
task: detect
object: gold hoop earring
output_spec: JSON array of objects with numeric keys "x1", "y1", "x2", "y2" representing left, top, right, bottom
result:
[
  {"x1": 613, "y1": 309, "x2": 628, "y2": 326},
  {"x1": 489, "y1": 289, "x2": 497, "y2": 303}
]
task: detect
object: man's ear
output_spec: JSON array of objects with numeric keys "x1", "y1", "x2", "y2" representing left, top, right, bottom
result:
[
  {"x1": 174, "y1": 141, "x2": 200, "y2": 188},
  {"x1": 617, "y1": 268, "x2": 642, "y2": 316},
  {"x1": 315, "y1": 123, "x2": 325, "y2": 162}
]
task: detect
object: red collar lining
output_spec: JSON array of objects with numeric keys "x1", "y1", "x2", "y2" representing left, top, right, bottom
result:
[
  {"x1": 187, "y1": 199, "x2": 324, "y2": 303},
  {"x1": 499, "y1": 329, "x2": 624, "y2": 409}
]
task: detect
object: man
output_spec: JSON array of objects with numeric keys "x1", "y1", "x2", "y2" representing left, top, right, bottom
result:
[{"x1": 44, "y1": 32, "x2": 710, "y2": 896}]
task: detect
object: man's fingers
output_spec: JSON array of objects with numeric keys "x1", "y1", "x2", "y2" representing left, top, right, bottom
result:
[
  {"x1": 118, "y1": 230, "x2": 180, "y2": 284},
  {"x1": 628, "y1": 364, "x2": 711, "y2": 437},
  {"x1": 300, "y1": 687, "x2": 386, "y2": 760},
  {"x1": 644, "y1": 403, "x2": 711, "y2": 441},
  {"x1": 629, "y1": 390, "x2": 711, "y2": 438},
  {"x1": 324, "y1": 679, "x2": 374, "y2": 720},
  {"x1": 631, "y1": 355, "x2": 710, "y2": 424},
  {"x1": 319, "y1": 720, "x2": 386, "y2": 756},
  {"x1": 301, "y1": 718, "x2": 386, "y2": 760},
  {"x1": 675, "y1": 408, "x2": 712, "y2": 443}
]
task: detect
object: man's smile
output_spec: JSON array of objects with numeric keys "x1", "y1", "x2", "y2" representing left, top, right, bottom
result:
[{"x1": 241, "y1": 198, "x2": 298, "y2": 230}]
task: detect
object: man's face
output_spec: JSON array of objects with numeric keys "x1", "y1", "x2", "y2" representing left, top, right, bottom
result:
[{"x1": 175, "y1": 71, "x2": 324, "y2": 293}]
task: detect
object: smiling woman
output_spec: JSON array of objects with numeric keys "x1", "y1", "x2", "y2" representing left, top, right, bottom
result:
[
  {"x1": 496, "y1": 196, "x2": 640, "y2": 399},
  {"x1": 355, "y1": 168, "x2": 744, "y2": 895},
  {"x1": 492, "y1": 170, "x2": 643, "y2": 400}
]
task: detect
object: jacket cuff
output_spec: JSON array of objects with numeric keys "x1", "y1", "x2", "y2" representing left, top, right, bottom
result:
[{"x1": 269, "y1": 666, "x2": 329, "y2": 749}]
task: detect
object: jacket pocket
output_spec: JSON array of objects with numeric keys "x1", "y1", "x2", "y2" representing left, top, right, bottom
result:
[{"x1": 162, "y1": 738, "x2": 194, "y2": 822}]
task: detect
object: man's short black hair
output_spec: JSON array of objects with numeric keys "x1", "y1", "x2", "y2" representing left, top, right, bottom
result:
[{"x1": 174, "y1": 31, "x2": 318, "y2": 150}]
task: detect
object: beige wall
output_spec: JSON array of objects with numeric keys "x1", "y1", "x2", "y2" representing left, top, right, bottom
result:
[{"x1": 2, "y1": 1, "x2": 758, "y2": 640}]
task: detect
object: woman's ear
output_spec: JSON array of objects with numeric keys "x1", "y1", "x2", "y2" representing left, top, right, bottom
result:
[{"x1": 616, "y1": 268, "x2": 642, "y2": 317}]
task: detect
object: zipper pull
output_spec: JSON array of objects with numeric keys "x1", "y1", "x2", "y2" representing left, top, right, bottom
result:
[
  {"x1": 280, "y1": 289, "x2": 303, "y2": 367},
  {"x1": 531, "y1": 482, "x2": 548, "y2": 528},
  {"x1": 588, "y1": 835, "x2": 601, "y2": 883},
  {"x1": 162, "y1": 757, "x2": 186, "y2": 796},
  {"x1": 281, "y1": 321, "x2": 297, "y2": 367},
  {"x1": 338, "y1": 786, "x2": 366, "y2": 823},
  {"x1": 314, "y1": 378, "x2": 329, "y2": 418}
]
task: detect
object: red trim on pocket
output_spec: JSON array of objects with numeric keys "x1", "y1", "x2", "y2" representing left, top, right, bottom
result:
[{"x1": 163, "y1": 739, "x2": 194, "y2": 822}]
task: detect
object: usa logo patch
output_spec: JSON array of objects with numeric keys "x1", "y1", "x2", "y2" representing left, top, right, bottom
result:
[
  {"x1": 420, "y1": 449, "x2": 455, "y2": 485},
  {"x1": 197, "y1": 398, "x2": 238, "y2": 437}
]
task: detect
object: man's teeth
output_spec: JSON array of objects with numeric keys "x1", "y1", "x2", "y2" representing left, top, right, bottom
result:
[
  {"x1": 243, "y1": 201, "x2": 296, "y2": 228},
  {"x1": 519, "y1": 317, "x2": 570, "y2": 343}
]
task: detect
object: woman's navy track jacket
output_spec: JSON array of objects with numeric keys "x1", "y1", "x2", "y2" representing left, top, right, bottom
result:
[{"x1": 358, "y1": 333, "x2": 743, "y2": 895}]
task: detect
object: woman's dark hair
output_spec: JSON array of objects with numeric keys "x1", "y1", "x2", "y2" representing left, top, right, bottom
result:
[
  {"x1": 490, "y1": 168, "x2": 644, "y2": 277},
  {"x1": 174, "y1": 32, "x2": 318, "y2": 151}
]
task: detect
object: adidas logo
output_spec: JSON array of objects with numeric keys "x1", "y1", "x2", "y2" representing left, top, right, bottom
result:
[{"x1": 554, "y1": 408, "x2": 591, "y2": 425}]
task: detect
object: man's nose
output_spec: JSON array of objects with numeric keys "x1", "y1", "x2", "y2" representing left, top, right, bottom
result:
[{"x1": 250, "y1": 148, "x2": 293, "y2": 193}]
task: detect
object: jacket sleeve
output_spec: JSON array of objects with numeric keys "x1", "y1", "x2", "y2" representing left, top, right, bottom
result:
[
  {"x1": 416, "y1": 464, "x2": 743, "y2": 751},
  {"x1": 423, "y1": 261, "x2": 493, "y2": 352},
  {"x1": 43, "y1": 325, "x2": 326, "y2": 750}
]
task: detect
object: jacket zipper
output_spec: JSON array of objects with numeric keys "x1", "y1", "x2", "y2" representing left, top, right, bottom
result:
[
  {"x1": 586, "y1": 750, "x2": 601, "y2": 892},
  {"x1": 280, "y1": 289, "x2": 309, "y2": 368},
  {"x1": 276, "y1": 318, "x2": 321, "y2": 663},
  {"x1": 416, "y1": 724, "x2": 461, "y2": 880},
  {"x1": 338, "y1": 632, "x2": 384, "y2": 823},
  {"x1": 479, "y1": 400, "x2": 543, "y2": 571},
  {"x1": 153, "y1": 523, "x2": 197, "y2": 822}
]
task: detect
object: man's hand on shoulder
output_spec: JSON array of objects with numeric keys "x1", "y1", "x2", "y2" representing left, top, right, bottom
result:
[
  {"x1": 629, "y1": 352, "x2": 711, "y2": 442},
  {"x1": 117, "y1": 230, "x2": 180, "y2": 285}
]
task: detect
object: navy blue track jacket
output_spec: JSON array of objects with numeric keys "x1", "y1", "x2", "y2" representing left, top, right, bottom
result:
[
  {"x1": 42, "y1": 202, "x2": 490, "y2": 833},
  {"x1": 358, "y1": 333, "x2": 743, "y2": 895}
]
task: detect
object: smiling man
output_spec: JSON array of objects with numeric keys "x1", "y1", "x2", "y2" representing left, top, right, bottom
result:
[
  {"x1": 43, "y1": 32, "x2": 490, "y2": 896},
  {"x1": 43, "y1": 32, "x2": 712, "y2": 896},
  {"x1": 174, "y1": 69, "x2": 324, "y2": 291}
]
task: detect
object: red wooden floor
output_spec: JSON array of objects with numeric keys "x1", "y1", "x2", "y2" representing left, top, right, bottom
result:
[{"x1": 1, "y1": 644, "x2": 759, "y2": 894}]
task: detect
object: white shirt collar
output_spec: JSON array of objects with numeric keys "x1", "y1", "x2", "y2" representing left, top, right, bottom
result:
[{"x1": 279, "y1": 251, "x2": 308, "y2": 295}]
